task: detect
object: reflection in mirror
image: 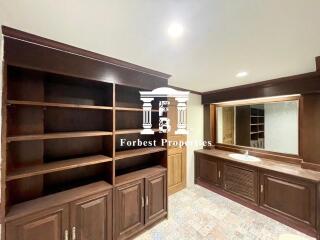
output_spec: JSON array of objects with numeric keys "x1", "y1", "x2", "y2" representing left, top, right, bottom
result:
[{"x1": 216, "y1": 100, "x2": 299, "y2": 155}]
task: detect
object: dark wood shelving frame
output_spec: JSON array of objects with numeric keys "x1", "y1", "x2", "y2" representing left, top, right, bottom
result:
[
  {"x1": 7, "y1": 100, "x2": 113, "y2": 110},
  {"x1": 1, "y1": 26, "x2": 169, "y2": 238}
]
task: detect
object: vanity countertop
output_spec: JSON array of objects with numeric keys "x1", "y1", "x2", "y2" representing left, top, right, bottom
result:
[{"x1": 195, "y1": 148, "x2": 320, "y2": 182}]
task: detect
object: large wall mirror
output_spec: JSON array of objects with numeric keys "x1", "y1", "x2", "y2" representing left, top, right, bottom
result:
[{"x1": 216, "y1": 97, "x2": 299, "y2": 155}]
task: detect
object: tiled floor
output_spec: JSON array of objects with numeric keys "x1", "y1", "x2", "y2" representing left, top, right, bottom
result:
[{"x1": 135, "y1": 185, "x2": 315, "y2": 240}]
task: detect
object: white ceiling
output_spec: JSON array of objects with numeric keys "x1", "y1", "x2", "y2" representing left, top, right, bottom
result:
[{"x1": 1, "y1": 0, "x2": 320, "y2": 92}]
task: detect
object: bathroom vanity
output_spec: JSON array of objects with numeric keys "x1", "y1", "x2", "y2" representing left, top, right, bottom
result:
[
  {"x1": 198, "y1": 70, "x2": 320, "y2": 239},
  {"x1": 195, "y1": 148, "x2": 320, "y2": 237}
]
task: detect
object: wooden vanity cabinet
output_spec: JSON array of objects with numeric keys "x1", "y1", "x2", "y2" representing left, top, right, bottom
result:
[
  {"x1": 260, "y1": 171, "x2": 316, "y2": 227},
  {"x1": 115, "y1": 169, "x2": 167, "y2": 240},
  {"x1": 195, "y1": 150, "x2": 320, "y2": 238},
  {"x1": 195, "y1": 153, "x2": 222, "y2": 186},
  {"x1": 222, "y1": 163, "x2": 258, "y2": 203}
]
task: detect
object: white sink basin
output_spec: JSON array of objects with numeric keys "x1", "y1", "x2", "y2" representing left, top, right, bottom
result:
[{"x1": 228, "y1": 153, "x2": 261, "y2": 162}]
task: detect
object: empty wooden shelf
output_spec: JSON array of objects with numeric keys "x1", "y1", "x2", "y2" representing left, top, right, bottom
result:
[
  {"x1": 115, "y1": 129, "x2": 159, "y2": 135},
  {"x1": 7, "y1": 155, "x2": 112, "y2": 181},
  {"x1": 7, "y1": 100, "x2": 113, "y2": 110},
  {"x1": 115, "y1": 107, "x2": 158, "y2": 112},
  {"x1": 7, "y1": 131, "x2": 113, "y2": 142},
  {"x1": 115, "y1": 147, "x2": 166, "y2": 160}
]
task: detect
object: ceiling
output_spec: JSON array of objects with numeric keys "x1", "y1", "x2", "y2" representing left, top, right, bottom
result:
[{"x1": 1, "y1": 0, "x2": 320, "y2": 92}]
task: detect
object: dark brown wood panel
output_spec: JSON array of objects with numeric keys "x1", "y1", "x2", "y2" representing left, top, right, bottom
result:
[
  {"x1": 223, "y1": 163, "x2": 258, "y2": 203},
  {"x1": 4, "y1": 37, "x2": 168, "y2": 90},
  {"x1": 6, "y1": 204, "x2": 69, "y2": 240},
  {"x1": 317, "y1": 183, "x2": 320, "y2": 236},
  {"x1": 7, "y1": 66, "x2": 44, "y2": 101},
  {"x1": 2, "y1": 26, "x2": 171, "y2": 80},
  {"x1": 7, "y1": 175, "x2": 44, "y2": 205},
  {"x1": 203, "y1": 104, "x2": 215, "y2": 143},
  {"x1": 260, "y1": 171, "x2": 316, "y2": 226},
  {"x1": 115, "y1": 179, "x2": 145, "y2": 240},
  {"x1": 235, "y1": 106, "x2": 251, "y2": 146},
  {"x1": 70, "y1": 191, "x2": 112, "y2": 240},
  {"x1": 195, "y1": 153, "x2": 221, "y2": 186},
  {"x1": 302, "y1": 93, "x2": 320, "y2": 166},
  {"x1": 145, "y1": 172, "x2": 167, "y2": 224},
  {"x1": 316, "y1": 56, "x2": 320, "y2": 72},
  {"x1": 202, "y1": 72, "x2": 320, "y2": 104}
]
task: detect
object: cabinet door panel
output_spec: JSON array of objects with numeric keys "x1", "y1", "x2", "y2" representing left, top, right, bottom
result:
[
  {"x1": 70, "y1": 191, "x2": 112, "y2": 240},
  {"x1": 223, "y1": 163, "x2": 258, "y2": 203},
  {"x1": 146, "y1": 172, "x2": 167, "y2": 224},
  {"x1": 260, "y1": 172, "x2": 316, "y2": 226},
  {"x1": 6, "y1": 205, "x2": 68, "y2": 240},
  {"x1": 115, "y1": 179, "x2": 145, "y2": 240},
  {"x1": 196, "y1": 154, "x2": 220, "y2": 185}
]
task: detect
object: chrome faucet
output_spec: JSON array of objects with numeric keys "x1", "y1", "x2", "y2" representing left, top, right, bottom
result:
[{"x1": 244, "y1": 150, "x2": 249, "y2": 156}]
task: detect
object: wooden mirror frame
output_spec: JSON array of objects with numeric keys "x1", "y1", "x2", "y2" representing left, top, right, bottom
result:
[{"x1": 207, "y1": 95, "x2": 303, "y2": 165}]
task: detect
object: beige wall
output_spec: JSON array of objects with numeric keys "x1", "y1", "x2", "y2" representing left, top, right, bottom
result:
[{"x1": 187, "y1": 93, "x2": 203, "y2": 187}]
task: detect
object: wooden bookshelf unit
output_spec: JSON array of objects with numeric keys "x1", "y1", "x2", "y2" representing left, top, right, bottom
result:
[
  {"x1": 1, "y1": 26, "x2": 170, "y2": 240},
  {"x1": 250, "y1": 106, "x2": 265, "y2": 148}
]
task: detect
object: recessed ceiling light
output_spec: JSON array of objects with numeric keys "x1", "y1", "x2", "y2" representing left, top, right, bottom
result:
[
  {"x1": 236, "y1": 71, "x2": 248, "y2": 78},
  {"x1": 168, "y1": 22, "x2": 184, "y2": 39}
]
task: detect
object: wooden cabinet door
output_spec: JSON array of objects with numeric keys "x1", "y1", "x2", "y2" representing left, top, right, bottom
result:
[
  {"x1": 195, "y1": 153, "x2": 221, "y2": 186},
  {"x1": 167, "y1": 98, "x2": 187, "y2": 195},
  {"x1": 70, "y1": 191, "x2": 112, "y2": 240},
  {"x1": 145, "y1": 172, "x2": 168, "y2": 224},
  {"x1": 168, "y1": 147, "x2": 186, "y2": 195},
  {"x1": 260, "y1": 171, "x2": 316, "y2": 227},
  {"x1": 6, "y1": 205, "x2": 69, "y2": 240},
  {"x1": 115, "y1": 179, "x2": 145, "y2": 240},
  {"x1": 223, "y1": 163, "x2": 258, "y2": 203}
]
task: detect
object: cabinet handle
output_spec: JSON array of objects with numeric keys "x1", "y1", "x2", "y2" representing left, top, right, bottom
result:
[
  {"x1": 218, "y1": 171, "x2": 221, "y2": 178},
  {"x1": 146, "y1": 196, "x2": 149, "y2": 206},
  {"x1": 72, "y1": 227, "x2": 76, "y2": 240},
  {"x1": 64, "y1": 230, "x2": 69, "y2": 240},
  {"x1": 141, "y1": 197, "x2": 145, "y2": 208},
  {"x1": 260, "y1": 184, "x2": 264, "y2": 193}
]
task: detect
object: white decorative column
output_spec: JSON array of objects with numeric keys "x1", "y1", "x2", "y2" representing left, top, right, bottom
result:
[
  {"x1": 175, "y1": 97, "x2": 188, "y2": 135},
  {"x1": 140, "y1": 97, "x2": 154, "y2": 134}
]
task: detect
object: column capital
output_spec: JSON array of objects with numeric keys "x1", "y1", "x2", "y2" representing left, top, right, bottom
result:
[{"x1": 141, "y1": 97, "x2": 154, "y2": 103}]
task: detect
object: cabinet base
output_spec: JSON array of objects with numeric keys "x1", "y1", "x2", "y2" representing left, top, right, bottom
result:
[{"x1": 196, "y1": 179, "x2": 318, "y2": 239}]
